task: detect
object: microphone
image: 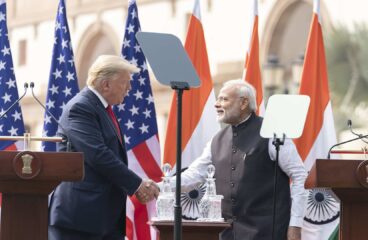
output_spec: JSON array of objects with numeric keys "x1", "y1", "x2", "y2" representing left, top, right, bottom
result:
[
  {"x1": 30, "y1": 82, "x2": 71, "y2": 152},
  {"x1": 347, "y1": 119, "x2": 368, "y2": 144},
  {"x1": 0, "y1": 83, "x2": 28, "y2": 120},
  {"x1": 327, "y1": 133, "x2": 368, "y2": 159}
]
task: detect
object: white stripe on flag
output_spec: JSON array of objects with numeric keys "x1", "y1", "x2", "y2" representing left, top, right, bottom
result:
[
  {"x1": 180, "y1": 90, "x2": 220, "y2": 169},
  {"x1": 302, "y1": 218, "x2": 339, "y2": 239},
  {"x1": 303, "y1": 102, "x2": 337, "y2": 171},
  {"x1": 146, "y1": 200, "x2": 157, "y2": 240},
  {"x1": 126, "y1": 197, "x2": 135, "y2": 220},
  {"x1": 127, "y1": 150, "x2": 149, "y2": 179},
  {"x1": 145, "y1": 136, "x2": 161, "y2": 164},
  {"x1": 15, "y1": 140, "x2": 24, "y2": 150},
  {"x1": 126, "y1": 136, "x2": 160, "y2": 179}
]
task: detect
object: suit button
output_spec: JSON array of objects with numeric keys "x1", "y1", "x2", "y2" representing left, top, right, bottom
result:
[
  {"x1": 232, "y1": 216, "x2": 237, "y2": 221},
  {"x1": 232, "y1": 147, "x2": 237, "y2": 153},
  {"x1": 233, "y1": 132, "x2": 238, "y2": 137},
  {"x1": 231, "y1": 198, "x2": 235, "y2": 203},
  {"x1": 231, "y1": 166, "x2": 236, "y2": 171},
  {"x1": 230, "y1": 182, "x2": 235, "y2": 187}
]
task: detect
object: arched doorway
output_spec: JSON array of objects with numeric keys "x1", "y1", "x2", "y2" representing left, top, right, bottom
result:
[
  {"x1": 261, "y1": 0, "x2": 332, "y2": 85},
  {"x1": 76, "y1": 22, "x2": 120, "y2": 88}
]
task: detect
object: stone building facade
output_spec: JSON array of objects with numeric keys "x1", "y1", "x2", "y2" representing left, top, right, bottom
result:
[{"x1": 6, "y1": 0, "x2": 367, "y2": 151}]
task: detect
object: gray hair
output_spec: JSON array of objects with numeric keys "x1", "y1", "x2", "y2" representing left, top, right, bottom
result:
[
  {"x1": 222, "y1": 79, "x2": 257, "y2": 112},
  {"x1": 86, "y1": 55, "x2": 140, "y2": 87}
]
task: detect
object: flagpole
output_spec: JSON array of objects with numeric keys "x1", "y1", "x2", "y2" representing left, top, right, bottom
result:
[{"x1": 172, "y1": 82, "x2": 189, "y2": 240}]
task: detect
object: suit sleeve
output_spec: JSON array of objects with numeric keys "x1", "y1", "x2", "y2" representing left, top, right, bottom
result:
[{"x1": 64, "y1": 102, "x2": 142, "y2": 196}]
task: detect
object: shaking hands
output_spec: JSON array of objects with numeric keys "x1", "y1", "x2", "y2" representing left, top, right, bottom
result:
[{"x1": 135, "y1": 179, "x2": 160, "y2": 204}]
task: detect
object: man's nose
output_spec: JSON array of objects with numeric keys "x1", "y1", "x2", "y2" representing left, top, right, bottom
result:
[{"x1": 214, "y1": 101, "x2": 220, "y2": 108}]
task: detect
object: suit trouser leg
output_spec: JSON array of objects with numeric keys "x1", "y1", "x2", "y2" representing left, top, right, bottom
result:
[
  {"x1": 48, "y1": 225, "x2": 124, "y2": 240},
  {"x1": 48, "y1": 225, "x2": 101, "y2": 240}
]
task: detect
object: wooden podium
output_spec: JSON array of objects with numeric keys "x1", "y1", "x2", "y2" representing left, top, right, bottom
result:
[
  {"x1": 306, "y1": 159, "x2": 368, "y2": 240},
  {"x1": 150, "y1": 220, "x2": 231, "y2": 240},
  {"x1": 0, "y1": 150, "x2": 84, "y2": 240}
]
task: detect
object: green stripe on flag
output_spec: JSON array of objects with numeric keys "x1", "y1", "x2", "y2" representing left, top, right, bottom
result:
[{"x1": 328, "y1": 225, "x2": 339, "y2": 240}]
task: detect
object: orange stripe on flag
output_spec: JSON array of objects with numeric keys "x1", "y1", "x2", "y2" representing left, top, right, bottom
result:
[
  {"x1": 163, "y1": 13, "x2": 214, "y2": 167},
  {"x1": 244, "y1": 15, "x2": 263, "y2": 115},
  {"x1": 293, "y1": 14, "x2": 330, "y2": 161}
]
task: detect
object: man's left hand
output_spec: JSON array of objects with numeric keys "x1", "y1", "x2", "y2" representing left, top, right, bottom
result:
[{"x1": 287, "y1": 226, "x2": 301, "y2": 240}]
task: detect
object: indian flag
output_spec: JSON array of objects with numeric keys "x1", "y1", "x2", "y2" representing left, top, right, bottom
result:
[
  {"x1": 293, "y1": 0, "x2": 339, "y2": 239},
  {"x1": 163, "y1": 0, "x2": 220, "y2": 170},
  {"x1": 243, "y1": 0, "x2": 264, "y2": 116}
]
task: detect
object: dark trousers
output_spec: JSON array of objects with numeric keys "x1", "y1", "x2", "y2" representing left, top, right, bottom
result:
[{"x1": 48, "y1": 225, "x2": 124, "y2": 240}]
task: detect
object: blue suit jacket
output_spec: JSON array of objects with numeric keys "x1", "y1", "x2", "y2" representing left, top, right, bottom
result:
[{"x1": 49, "y1": 88, "x2": 142, "y2": 235}]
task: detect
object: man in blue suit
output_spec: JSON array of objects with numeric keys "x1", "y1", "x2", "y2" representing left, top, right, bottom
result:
[{"x1": 48, "y1": 55, "x2": 159, "y2": 240}]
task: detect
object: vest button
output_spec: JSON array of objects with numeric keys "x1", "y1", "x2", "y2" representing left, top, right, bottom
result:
[
  {"x1": 230, "y1": 182, "x2": 235, "y2": 187},
  {"x1": 233, "y1": 132, "x2": 238, "y2": 137},
  {"x1": 231, "y1": 166, "x2": 235, "y2": 171},
  {"x1": 232, "y1": 216, "x2": 237, "y2": 221}
]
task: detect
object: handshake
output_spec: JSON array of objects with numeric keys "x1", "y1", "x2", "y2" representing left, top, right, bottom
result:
[{"x1": 135, "y1": 179, "x2": 160, "y2": 204}]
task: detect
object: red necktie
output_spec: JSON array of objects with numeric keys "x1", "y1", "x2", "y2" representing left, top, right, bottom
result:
[{"x1": 106, "y1": 105, "x2": 122, "y2": 143}]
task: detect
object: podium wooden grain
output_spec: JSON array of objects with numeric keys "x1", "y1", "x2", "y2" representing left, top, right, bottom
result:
[
  {"x1": 0, "y1": 151, "x2": 84, "y2": 240},
  {"x1": 306, "y1": 159, "x2": 368, "y2": 240},
  {"x1": 150, "y1": 220, "x2": 231, "y2": 240}
]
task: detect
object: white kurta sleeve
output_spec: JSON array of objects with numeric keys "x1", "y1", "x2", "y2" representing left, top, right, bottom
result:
[
  {"x1": 170, "y1": 140, "x2": 213, "y2": 192},
  {"x1": 268, "y1": 138, "x2": 308, "y2": 227}
]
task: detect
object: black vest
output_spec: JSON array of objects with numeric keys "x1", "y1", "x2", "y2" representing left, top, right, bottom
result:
[{"x1": 211, "y1": 113, "x2": 291, "y2": 240}]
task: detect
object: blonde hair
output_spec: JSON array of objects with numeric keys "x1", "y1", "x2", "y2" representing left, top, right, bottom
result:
[
  {"x1": 86, "y1": 55, "x2": 140, "y2": 87},
  {"x1": 223, "y1": 79, "x2": 257, "y2": 112}
]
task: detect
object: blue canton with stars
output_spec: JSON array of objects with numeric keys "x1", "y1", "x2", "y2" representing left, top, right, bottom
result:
[
  {"x1": 42, "y1": 0, "x2": 79, "y2": 151},
  {"x1": 0, "y1": 2, "x2": 25, "y2": 149},
  {"x1": 114, "y1": 0, "x2": 158, "y2": 150}
]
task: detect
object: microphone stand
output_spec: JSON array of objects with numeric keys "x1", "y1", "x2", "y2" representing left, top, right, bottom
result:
[
  {"x1": 30, "y1": 82, "x2": 71, "y2": 151},
  {"x1": 348, "y1": 120, "x2": 368, "y2": 144},
  {"x1": 0, "y1": 82, "x2": 64, "y2": 148},
  {"x1": 0, "y1": 83, "x2": 28, "y2": 120},
  {"x1": 327, "y1": 133, "x2": 368, "y2": 159},
  {"x1": 271, "y1": 133, "x2": 285, "y2": 240}
]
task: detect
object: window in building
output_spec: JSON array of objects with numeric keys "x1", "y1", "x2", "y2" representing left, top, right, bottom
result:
[{"x1": 18, "y1": 39, "x2": 27, "y2": 66}]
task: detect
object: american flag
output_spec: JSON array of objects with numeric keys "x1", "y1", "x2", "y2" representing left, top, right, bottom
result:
[
  {"x1": 116, "y1": 0, "x2": 162, "y2": 239},
  {"x1": 0, "y1": 0, "x2": 25, "y2": 151},
  {"x1": 42, "y1": 0, "x2": 79, "y2": 151}
]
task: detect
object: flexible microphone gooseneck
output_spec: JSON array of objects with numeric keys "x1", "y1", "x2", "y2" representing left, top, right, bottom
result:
[
  {"x1": 327, "y1": 133, "x2": 368, "y2": 159},
  {"x1": 348, "y1": 119, "x2": 368, "y2": 144},
  {"x1": 0, "y1": 82, "x2": 29, "y2": 120},
  {"x1": 30, "y1": 82, "x2": 71, "y2": 151}
]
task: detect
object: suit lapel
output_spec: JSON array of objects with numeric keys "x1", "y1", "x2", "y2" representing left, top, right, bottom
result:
[{"x1": 83, "y1": 88, "x2": 126, "y2": 150}]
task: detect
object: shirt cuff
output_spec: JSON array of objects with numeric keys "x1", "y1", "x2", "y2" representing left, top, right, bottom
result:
[
  {"x1": 289, "y1": 216, "x2": 304, "y2": 227},
  {"x1": 133, "y1": 179, "x2": 143, "y2": 195}
]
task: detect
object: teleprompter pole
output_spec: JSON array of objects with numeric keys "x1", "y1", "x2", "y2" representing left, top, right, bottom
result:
[{"x1": 171, "y1": 82, "x2": 189, "y2": 240}]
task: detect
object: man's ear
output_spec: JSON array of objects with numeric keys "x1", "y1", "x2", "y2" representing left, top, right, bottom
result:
[
  {"x1": 240, "y1": 97, "x2": 249, "y2": 111},
  {"x1": 100, "y1": 79, "x2": 109, "y2": 91}
]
